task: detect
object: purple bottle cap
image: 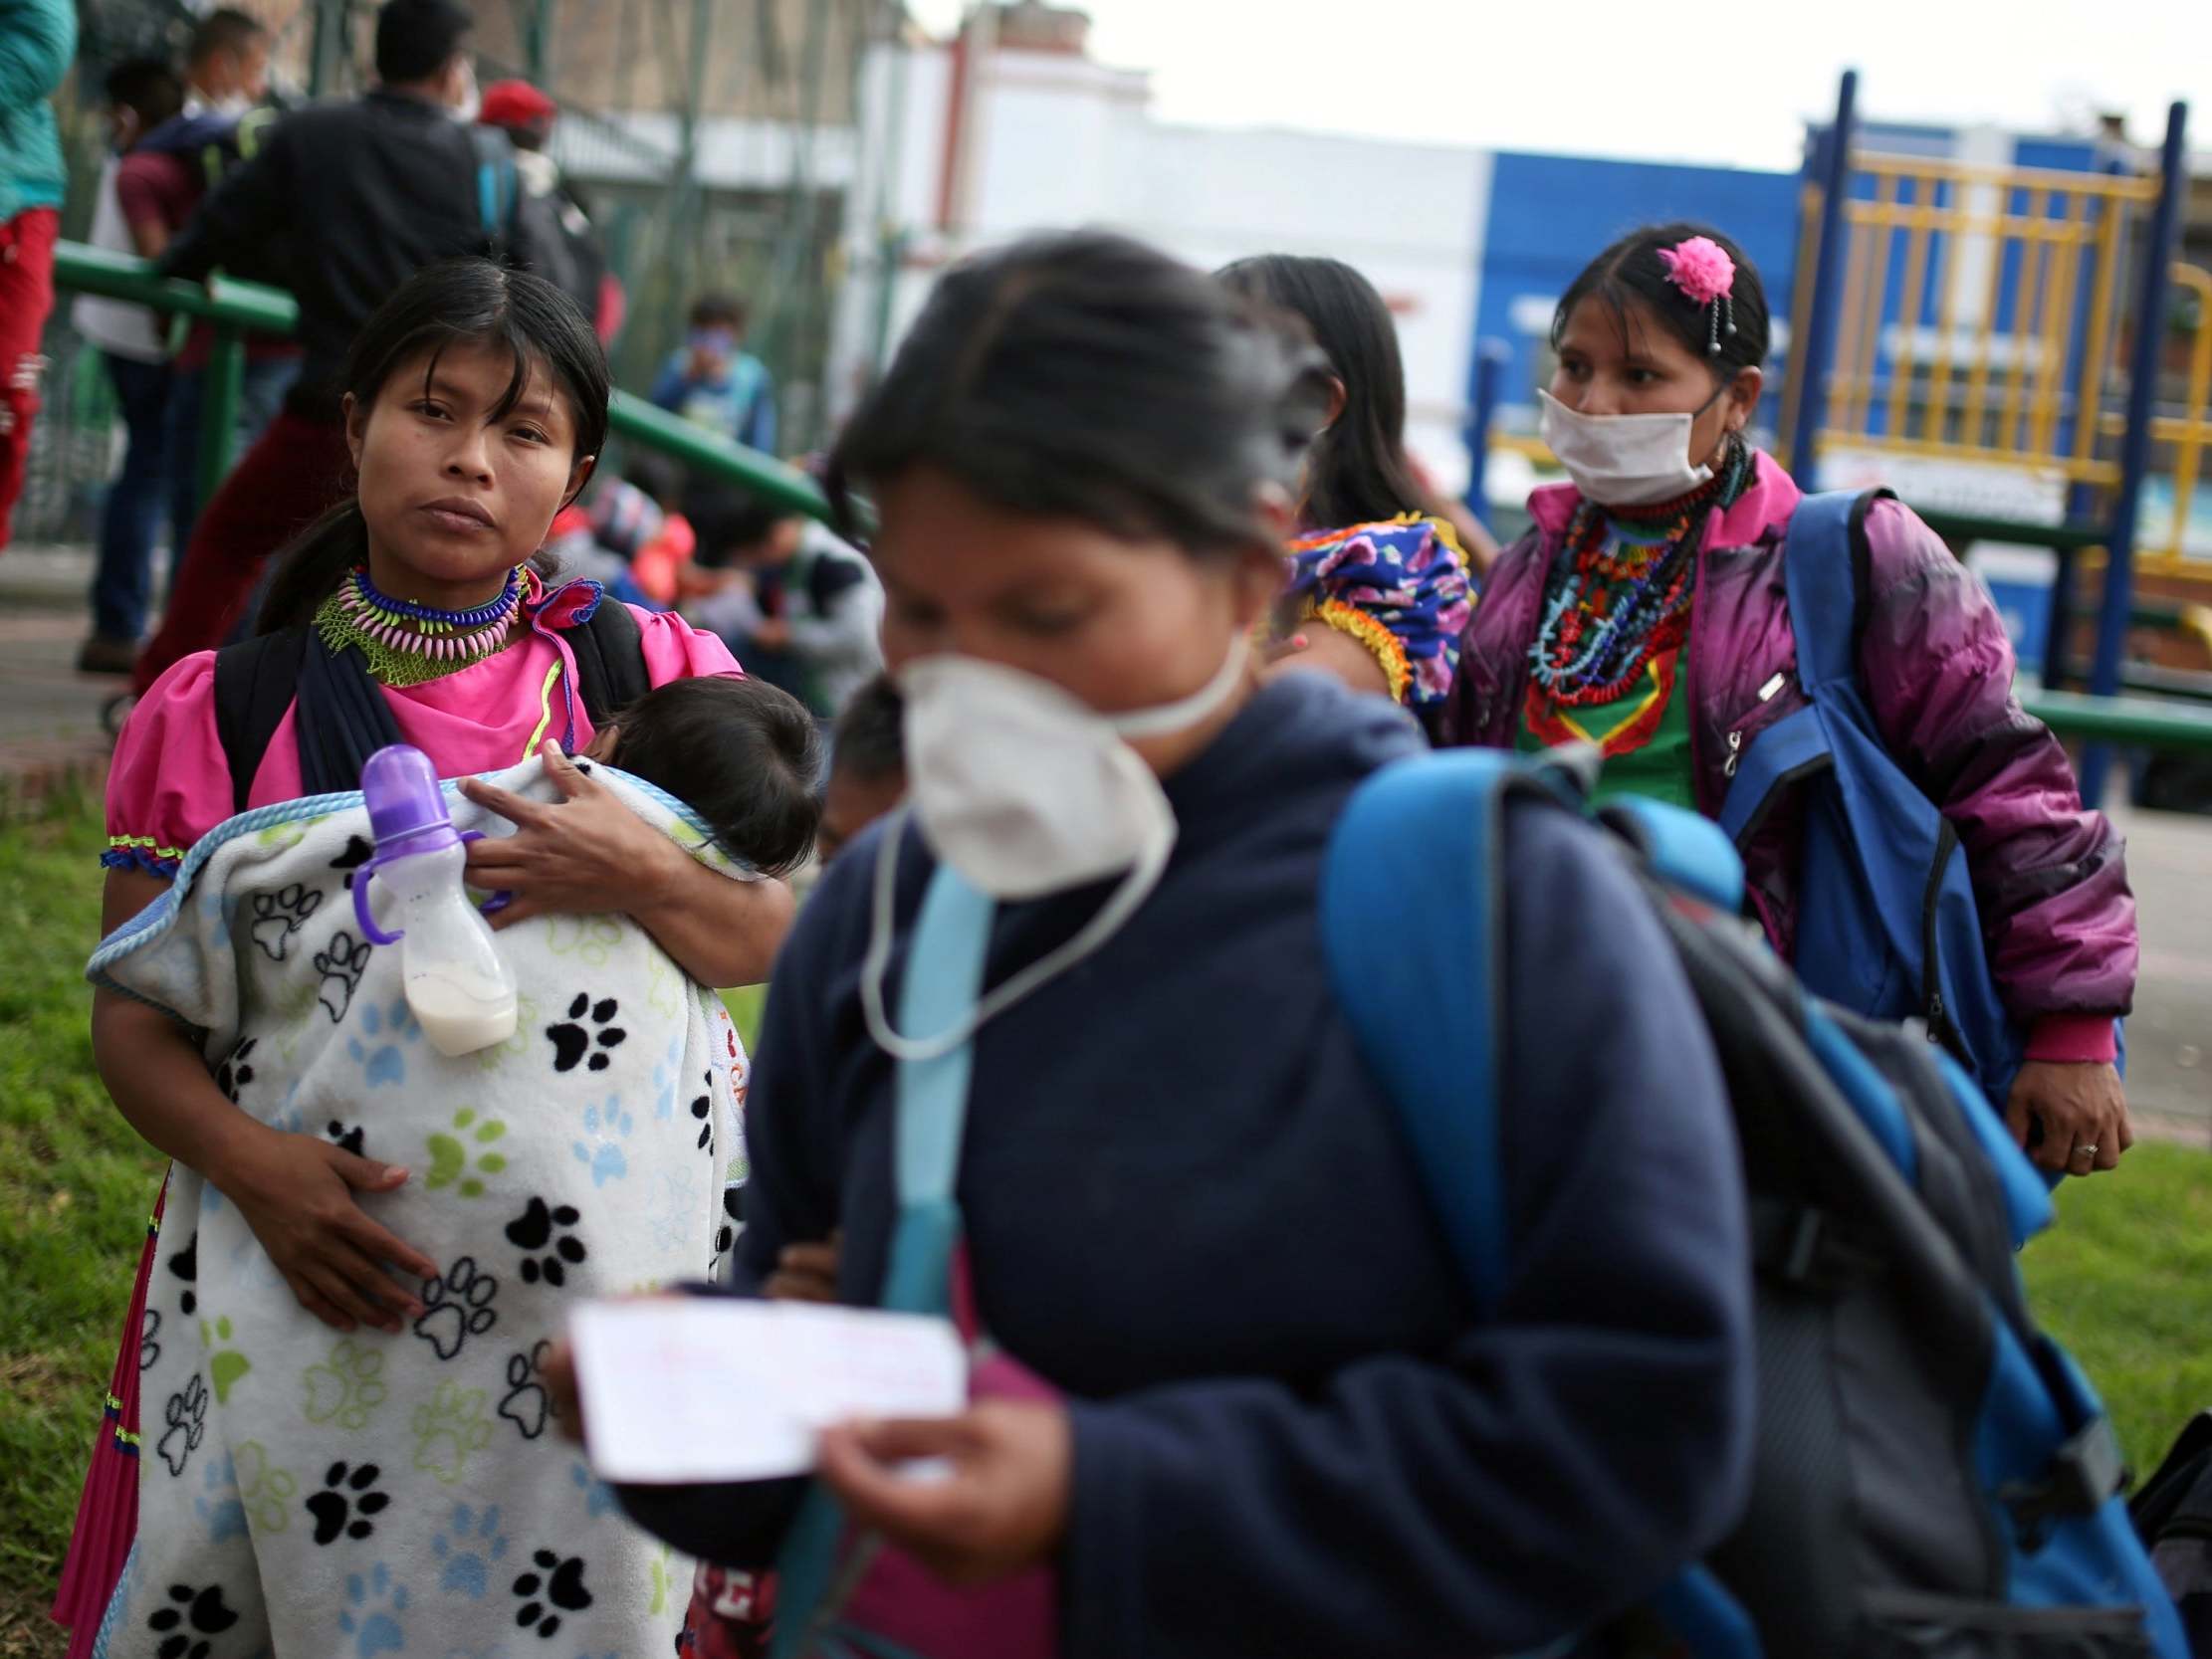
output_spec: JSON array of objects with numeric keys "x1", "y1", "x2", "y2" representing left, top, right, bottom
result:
[{"x1": 360, "y1": 744, "x2": 460, "y2": 856}]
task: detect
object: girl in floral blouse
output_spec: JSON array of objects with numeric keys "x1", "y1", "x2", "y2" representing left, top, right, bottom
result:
[{"x1": 1218, "y1": 254, "x2": 1475, "y2": 734}]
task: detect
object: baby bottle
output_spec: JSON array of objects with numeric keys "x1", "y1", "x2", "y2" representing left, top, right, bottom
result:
[{"x1": 354, "y1": 744, "x2": 519, "y2": 1058}]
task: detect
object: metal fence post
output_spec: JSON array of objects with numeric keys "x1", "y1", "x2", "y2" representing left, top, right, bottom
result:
[
  {"x1": 197, "y1": 323, "x2": 247, "y2": 512},
  {"x1": 1461, "y1": 338, "x2": 1511, "y2": 531},
  {"x1": 2080, "y1": 101, "x2": 2190, "y2": 807},
  {"x1": 1787, "y1": 69, "x2": 1860, "y2": 495}
]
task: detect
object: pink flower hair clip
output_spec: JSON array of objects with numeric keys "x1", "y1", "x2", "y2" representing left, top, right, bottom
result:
[{"x1": 1657, "y1": 235, "x2": 1738, "y2": 355}]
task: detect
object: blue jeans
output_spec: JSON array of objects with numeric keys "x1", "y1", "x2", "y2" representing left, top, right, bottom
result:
[
  {"x1": 90, "y1": 353, "x2": 179, "y2": 643},
  {"x1": 166, "y1": 353, "x2": 302, "y2": 554}
]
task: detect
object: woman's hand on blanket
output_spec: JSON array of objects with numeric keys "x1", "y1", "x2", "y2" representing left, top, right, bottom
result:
[
  {"x1": 222, "y1": 1128, "x2": 438, "y2": 1334},
  {"x1": 459, "y1": 741, "x2": 690, "y2": 930},
  {"x1": 814, "y1": 1401, "x2": 1072, "y2": 1588}
]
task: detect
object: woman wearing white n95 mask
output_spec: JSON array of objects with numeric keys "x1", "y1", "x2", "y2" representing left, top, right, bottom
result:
[{"x1": 598, "y1": 229, "x2": 1753, "y2": 1659}]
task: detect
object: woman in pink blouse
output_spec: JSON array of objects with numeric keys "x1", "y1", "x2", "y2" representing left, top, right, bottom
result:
[{"x1": 96, "y1": 260, "x2": 791, "y2": 1344}]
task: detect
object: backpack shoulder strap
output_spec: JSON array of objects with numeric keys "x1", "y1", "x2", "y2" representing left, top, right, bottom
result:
[
  {"x1": 1784, "y1": 488, "x2": 1890, "y2": 698},
  {"x1": 1318, "y1": 749, "x2": 1532, "y2": 1316},
  {"x1": 770, "y1": 858, "x2": 995, "y2": 1659},
  {"x1": 294, "y1": 631, "x2": 407, "y2": 797},
  {"x1": 568, "y1": 595, "x2": 653, "y2": 726},
  {"x1": 1598, "y1": 796, "x2": 1747, "y2": 915},
  {"x1": 213, "y1": 628, "x2": 310, "y2": 816}
]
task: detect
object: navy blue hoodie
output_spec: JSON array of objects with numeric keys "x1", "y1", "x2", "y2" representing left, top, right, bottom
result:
[{"x1": 621, "y1": 673, "x2": 1753, "y2": 1658}]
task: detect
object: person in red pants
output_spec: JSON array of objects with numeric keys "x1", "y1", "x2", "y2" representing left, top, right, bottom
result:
[
  {"x1": 132, "y1": 0, "x2": 547, "y2": 693},
  {"x1": 0, "y1": 0, "x2": 77, "y2": 553}
]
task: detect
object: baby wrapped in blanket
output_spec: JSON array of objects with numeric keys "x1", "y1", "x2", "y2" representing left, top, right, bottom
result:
[{"x1": 86, "y1": 677, "x2": 821, "y2": 1659}]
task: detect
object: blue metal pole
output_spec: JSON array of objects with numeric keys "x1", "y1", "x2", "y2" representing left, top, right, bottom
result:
[
  {"x1": 2046, "y1": 149, "x2": 2136, "y2": 690},
  {"x1": 2079, "y1": 100, "x2": 2189, "y2": 807},
  {"x1": 1461, "y1": 338, "x2": 1511, "y2": 531},
  {"x1": 1788, "y1": 69, "x2": 1859, "y2": 493}
]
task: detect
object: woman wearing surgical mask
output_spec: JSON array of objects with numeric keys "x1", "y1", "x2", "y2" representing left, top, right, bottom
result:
[
  {"x1": 1443, "y1": 222, "x2": 2136, "y2": 1179},
  {"x1": 602, "y1": 230, "x2": 1752, "y2": 1659}
]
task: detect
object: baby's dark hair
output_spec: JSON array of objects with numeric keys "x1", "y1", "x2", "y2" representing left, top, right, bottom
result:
[
  {"x1": 829, "y1": 674, "x2": 903, "y2": 784},
  {"x1": 598, "y1": 675, "x2": 823, "y2": 879},
  {"x1": 1553, "y1": 222, "x2": 1770, "y2": 380}
]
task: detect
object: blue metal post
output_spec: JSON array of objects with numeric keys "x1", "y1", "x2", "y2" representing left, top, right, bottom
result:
[
  {"x1": 2079, "y1": 100, "x2": 2189, "y2": 807},
  {"x1": 1786, "y1": 70, "x2": 1860, "y2": 493},
  {"x1": 2045, "y1": 150, "x2": 2136, "y2": 689},
  {"x1": 1461, "y1": 338, "x2": 1511, "y2": 531}
]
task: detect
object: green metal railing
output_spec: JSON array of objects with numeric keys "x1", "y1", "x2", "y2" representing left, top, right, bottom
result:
[
  {"x1": 48, "y1": 241, "x2": 836, "y2": 524},
  {"x1": 2022, "y1": 691, "x2": 2212, "y2": 752}
]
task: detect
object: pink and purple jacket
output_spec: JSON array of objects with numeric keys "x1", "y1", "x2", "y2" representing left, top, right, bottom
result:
[{"x1": 1438, "y1": 450, "x2": 2134, "y2": 1063}]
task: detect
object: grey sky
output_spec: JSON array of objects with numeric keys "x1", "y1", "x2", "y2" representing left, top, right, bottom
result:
[{"x1": 915, "y1": 0, "x2": 2210, "y2": 171}]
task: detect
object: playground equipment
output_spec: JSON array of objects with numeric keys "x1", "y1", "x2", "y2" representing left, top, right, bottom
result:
[
  {"x1": 1466, "y1": 74, "x2": 2210, "y2": 802},
  {"x1": 1779, "y1": 72, "x2": 2203, "y2": 803}
]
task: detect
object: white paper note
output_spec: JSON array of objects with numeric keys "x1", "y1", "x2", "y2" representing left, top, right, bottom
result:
[{"x1": 570, "y1": 1299, "x2": 969, "y2": 1485}]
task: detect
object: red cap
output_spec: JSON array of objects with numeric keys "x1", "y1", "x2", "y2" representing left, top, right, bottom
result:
[{"x1": 479, "y1": 80, "x2": 557, "y2": 131}]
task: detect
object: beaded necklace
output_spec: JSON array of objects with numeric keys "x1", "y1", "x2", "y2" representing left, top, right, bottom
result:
[
  {"x1": 1528, "y1": 438, "x2": 1750, "y2": 708},
  {"x1": 314, "y1": 563, "x2": 527, "y2": 688}
]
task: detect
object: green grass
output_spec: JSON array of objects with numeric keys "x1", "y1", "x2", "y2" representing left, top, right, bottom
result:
[
  {"x1": 0, "y1": 788, "x2": 163, "y2": 1657},
  {"x1": 0, "y1": 789, "x2": 2203, "y2": 1655},
  {"x1": 2024, "y1": 1141, "x2": 2212, "y2": 1470}
]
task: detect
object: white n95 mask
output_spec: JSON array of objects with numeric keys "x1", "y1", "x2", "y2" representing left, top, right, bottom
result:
[
  {"x1": 1539, "y1": 388, "x2": 1715, "y2": 508},
  {"x1": 861, "y1": 635, "x2": 1249, "y2": 1060}
]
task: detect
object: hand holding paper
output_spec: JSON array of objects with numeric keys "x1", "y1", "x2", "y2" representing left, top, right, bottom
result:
[{"x1": 569, "y1": 1298, "x2": 968, "y2": 1485}]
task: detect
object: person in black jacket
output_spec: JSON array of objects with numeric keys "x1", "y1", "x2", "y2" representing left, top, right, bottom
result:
[{"x1": 132, "y1": 0, "x2": 547, "y2": 696}]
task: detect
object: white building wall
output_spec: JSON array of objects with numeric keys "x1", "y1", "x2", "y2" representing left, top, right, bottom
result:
[{"x1": 829, "y1": 39, "x2": 1491, "y2": 494}]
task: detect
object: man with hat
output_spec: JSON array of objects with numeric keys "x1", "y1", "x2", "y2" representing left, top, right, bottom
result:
[{"x1": 478, "y1": 79, "x2": 617, "y2": 340}]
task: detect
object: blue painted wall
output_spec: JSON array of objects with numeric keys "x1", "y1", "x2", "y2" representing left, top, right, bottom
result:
[
  {"x1": 1466, "y1": 131, "x2": 2118, "y2": 459},
  {"x1": 1469, "y1": 152, "x2": 1803, "y2": 440}
]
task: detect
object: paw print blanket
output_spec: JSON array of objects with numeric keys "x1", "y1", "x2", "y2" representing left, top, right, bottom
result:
[{"x1": 82, "y1": 756, "x2": 751, "y2": 1659}]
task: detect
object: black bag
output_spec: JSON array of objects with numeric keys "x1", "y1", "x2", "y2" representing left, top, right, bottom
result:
[{"x1": 2132, "y1": 1414, "x2": 2212, "y2": 1652}]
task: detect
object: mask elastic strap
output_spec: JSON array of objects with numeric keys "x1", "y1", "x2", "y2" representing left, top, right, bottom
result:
[
  {"x1": 1104, "y1": 633, "x2": 1249, "y2": 741},
  {"x1": 861, "y1": 803, "x2": 1175, "y2": 1063}
]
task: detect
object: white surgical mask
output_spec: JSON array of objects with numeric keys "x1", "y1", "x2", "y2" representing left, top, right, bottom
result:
[
  {"x1": 861, "y1": 634, "x2": 1250, "y2": 1060},
  {"x1": 1539, "y1": 388, "x2": 1720, "y2": 508}
]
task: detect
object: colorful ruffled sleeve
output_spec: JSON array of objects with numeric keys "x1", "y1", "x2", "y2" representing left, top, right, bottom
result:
[
  {"x1": 1284, "y1": 515, "x2": 1475, "y2": 708},
  {"x1": 104, "y1": 651, "x2": 235, "y2": 879}
]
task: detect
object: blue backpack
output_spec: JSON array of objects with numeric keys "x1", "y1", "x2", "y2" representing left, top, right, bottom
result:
[
  {"x1": 1717, "y1": 490, "x2": 2119, "y2": 1110},
  {"x1": 1319, "y1": 749, "x2": 2183, "y2": 1657}
]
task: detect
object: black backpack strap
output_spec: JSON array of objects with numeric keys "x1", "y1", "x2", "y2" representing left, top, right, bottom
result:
[
  {"x1": 568, "y1": 596, "x2": 653, "y2": 729},
  {"x1": 294, "y1": 632, "x2": 407, "y2": 797},
  {"x1": 213, "y1": 629, "x2": 311, "y2": 816}
]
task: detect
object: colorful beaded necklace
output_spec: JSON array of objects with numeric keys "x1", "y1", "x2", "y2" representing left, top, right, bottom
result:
[
  {"x1": 314, "y1": 563, "x2": 527, "y2": 687},
  {"x1": 1528, "y1": 438, "x2": 1750, "y2": 708}
]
